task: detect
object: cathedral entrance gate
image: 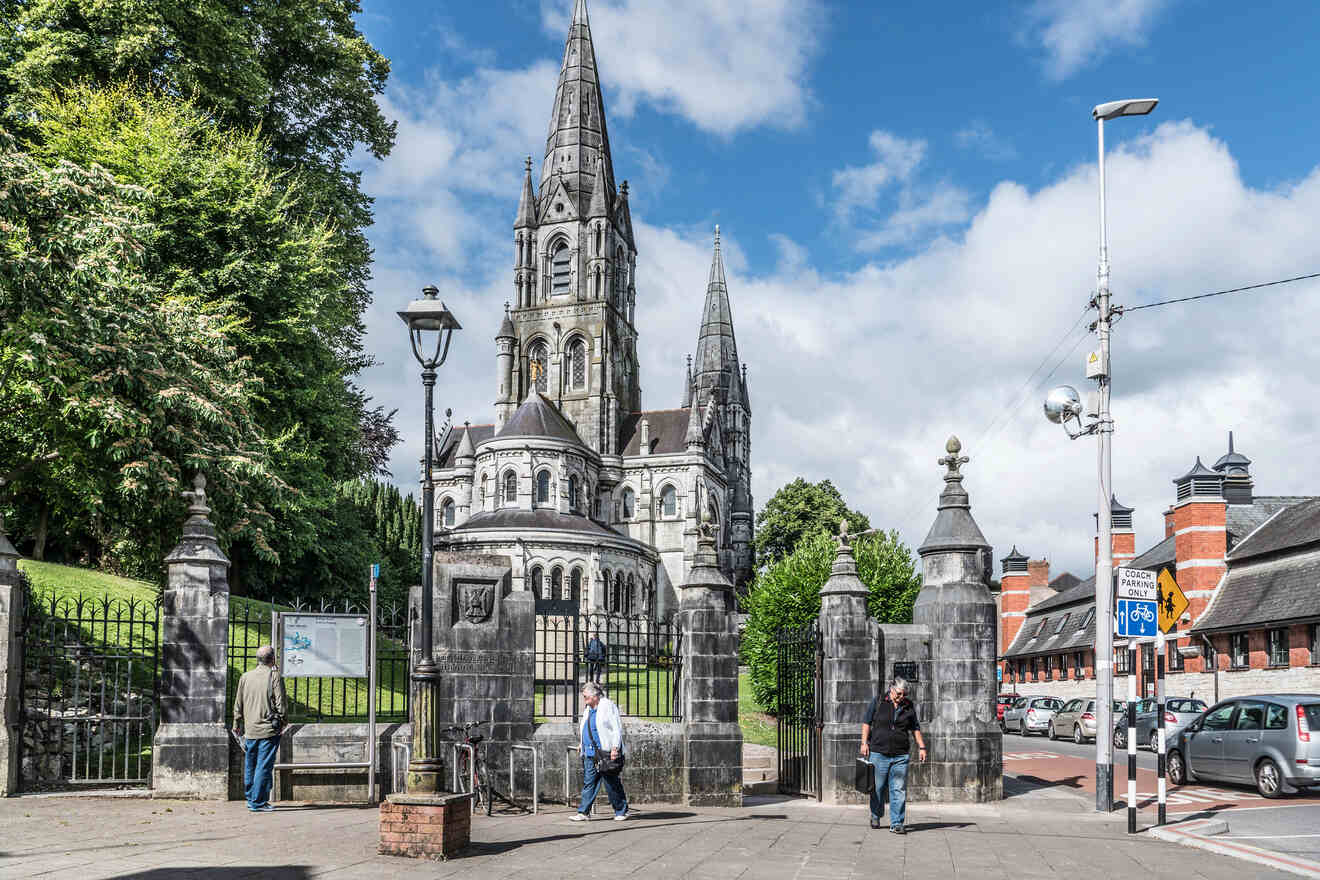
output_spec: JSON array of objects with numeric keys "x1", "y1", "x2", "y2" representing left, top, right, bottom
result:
[
  {"x1": 534, "y1": 597, "x2": 582, "y2": 722},
  {"x1": 776, "y1": 621, "x2": 822, "y2": 800}
]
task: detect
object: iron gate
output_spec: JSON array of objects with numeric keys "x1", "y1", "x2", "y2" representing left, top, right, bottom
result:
[
  {"x1": 776, "y1": 620, "x2": 822, "y2": 799},
  {"x1": 534, "y1": 596, "x2": 581, "y2": 720},
  {"x1": 17, "y1": 584, "x2": 160, "y2": 791}
]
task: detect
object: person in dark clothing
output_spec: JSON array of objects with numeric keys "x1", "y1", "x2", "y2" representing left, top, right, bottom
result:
[
  {"x1": 860, "y1": 677, "x2": 926, "y2": 834},
  {"x1": 584, "y1": 634, "x2": 607, "y2": 683}
]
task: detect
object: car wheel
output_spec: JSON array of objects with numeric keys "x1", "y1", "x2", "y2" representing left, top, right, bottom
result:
[
  {"x1": 1149, "y1": 731, "x2": 1160, "y2": 752},
  {"x1": 1048, "y1": 722, "x2": 1058, "y2": 741},
  {"x1": 999, "y1": 719, "x2": 1006, "y2": 734},
  {"x1": 1074, "y1": 725, "x2": 1084, "y2": 745},
  {"x1": 1256, "y1": 758, "x2": 1285, "y2": 799},
  {"x1": 1114, "y1": 727, "x2": 1126, "y2": 750},
  {"x1": 1168, "y1": 750, "x2": 1186, "y2": 785},
  {"x1": 1020, "y1": 722, "x2": 1031, "y2": 737}
]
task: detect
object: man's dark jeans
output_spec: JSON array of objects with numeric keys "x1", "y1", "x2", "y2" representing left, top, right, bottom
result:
[{"x1": 244, "y1": 735, "x2": 281, "y2": 809}]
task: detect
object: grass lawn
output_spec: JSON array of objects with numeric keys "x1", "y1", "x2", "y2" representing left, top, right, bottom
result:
[{"x1": 739, "y1": 673, "x2": 777, "y2": 748}]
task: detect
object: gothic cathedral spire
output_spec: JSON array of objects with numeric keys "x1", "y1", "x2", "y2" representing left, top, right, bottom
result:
[{"x1": 541, "y1": 0, "x2": 615, "y2": 215}]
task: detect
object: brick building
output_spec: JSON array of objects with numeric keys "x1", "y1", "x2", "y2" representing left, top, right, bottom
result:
[{"x1": 999, "y1": 435, "x2": 1320, "y2": 703}]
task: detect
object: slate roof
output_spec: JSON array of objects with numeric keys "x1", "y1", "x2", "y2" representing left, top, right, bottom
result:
[
  {"x1": 1002, "y1": 602, "x2": 1097, "y2": 659},
  {"x1": 619, "y1": 409, "x2": 691, "y2": 456},
  {"x1": 436, "y1": 424, "x2": 495, "y2": 469},
  {"x1": 1049, "y1": 572, "x2": 1081, "y2": 592},
  {"x1": 1192, "y1": 548, "x2": 1320, "y2": 633},
  {"x1": 1226, "y1": 496, "x2": 1316, "y2": 556},
  {"x1": 497, "y1": 394, "x2": 587, "y2": 445},
  {"x1": 449, "y1": 508, "x2": 619, "y2": 538}
]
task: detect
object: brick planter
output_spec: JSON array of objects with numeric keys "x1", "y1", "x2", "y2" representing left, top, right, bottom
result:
[{"x1": 378, "y1": 792, "x2": 474, "y2": 859}]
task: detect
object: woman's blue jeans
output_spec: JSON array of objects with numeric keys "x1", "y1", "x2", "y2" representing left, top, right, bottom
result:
[
  {"x1": 579, "y1": 755, "x2": 628, "y2": 816},
  {"x1": 868, "y1": 752, "x2": 909, "y2": 829}
]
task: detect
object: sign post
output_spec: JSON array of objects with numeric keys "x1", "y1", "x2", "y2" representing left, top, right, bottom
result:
[
  {"x1": 1154, "y1": 566, "x2": 1184, "y2": 828},
  {"x1": 1116, "y1": 567, "x2": 1156, "y2": 833}
]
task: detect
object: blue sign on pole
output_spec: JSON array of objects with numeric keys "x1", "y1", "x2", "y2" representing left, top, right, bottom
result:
[{"x1": 1117, "y1": 598, "x2": 1158, "y2": 638}]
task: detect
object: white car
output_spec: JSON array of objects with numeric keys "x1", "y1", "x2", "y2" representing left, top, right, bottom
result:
[{"x1": 1003, "y1": 696, "x2": 1063, "y2": 736}]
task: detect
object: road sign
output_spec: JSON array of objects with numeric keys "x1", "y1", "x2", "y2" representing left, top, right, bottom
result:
[
  {"x1": 1157, "y1": 567, "x2": 1188, "y2": 634},
  {"x1": 1117, "y1": 598, "x2": 1158, "y2": 638},
  {"x1": 1117, "y1": 567, "x2": 1157, "y2": 601}
]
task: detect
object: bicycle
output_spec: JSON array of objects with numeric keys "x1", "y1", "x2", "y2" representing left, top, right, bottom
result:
[{"x1": 443, "y1": 721, "x2": 493, "y2": 816}]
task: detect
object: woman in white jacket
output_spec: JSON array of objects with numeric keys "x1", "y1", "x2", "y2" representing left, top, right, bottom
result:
[{"x1": 572, "y1": 681, "x2": 630, "y2": 821}]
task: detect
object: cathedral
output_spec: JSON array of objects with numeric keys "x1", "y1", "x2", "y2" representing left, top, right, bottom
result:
[{"x1": 430, "y1": 0, "x2": 753, "y2": 617}]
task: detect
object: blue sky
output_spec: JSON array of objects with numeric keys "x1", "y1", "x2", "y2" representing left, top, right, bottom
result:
[{"x1": 354, "y1": 0, "x2": 1320, "y2": 579}]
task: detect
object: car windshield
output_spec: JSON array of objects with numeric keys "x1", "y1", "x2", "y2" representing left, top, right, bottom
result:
[
  {"x1": 1167, "y1": 699, "x2": 1207, "y2": 713},
  {"x1": 1034, "y1": 699, "x2": 1062, "y2": 709},
  {"x1": 999, "y1": 696, "x2": 1015, "y2": 704}
]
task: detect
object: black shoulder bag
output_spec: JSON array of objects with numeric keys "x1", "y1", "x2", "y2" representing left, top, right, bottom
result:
[
  {"x1": 589, "y1": 715, "x2": 624, "y2": 775},
  {"x1": 266, "y1": 669, "x2": 286, "y2": 734}
]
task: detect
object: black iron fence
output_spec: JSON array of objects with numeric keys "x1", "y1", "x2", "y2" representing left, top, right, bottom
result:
[
  {"x1": 534, "y1": 608, "x2": 681, "y2": 722},
  {"x1": 17, "y1": 581, "x2": 160, "y2": 790},
  {"x1": 227, "y1": 597, "x2": 411, "y2": 724}
]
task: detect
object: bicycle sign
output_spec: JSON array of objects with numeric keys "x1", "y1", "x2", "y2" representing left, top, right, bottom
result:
[{"x1": 1117, "y1": 597, "x2": 1158, "y2": 638}]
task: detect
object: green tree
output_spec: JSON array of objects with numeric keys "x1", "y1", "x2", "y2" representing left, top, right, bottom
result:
[
  {"x1": 0, "y1": 130, "x2": 288, "y2": 575},
  {"x1": 741, "y1": 530, "x2": 921, "y2": 715},
  {"x1": 753, "y1": 478, "x2": 871, "y2": 566}
]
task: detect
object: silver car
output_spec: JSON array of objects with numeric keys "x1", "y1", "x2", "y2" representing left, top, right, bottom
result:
[
  {"x1": 1003, "y1": 696, "x2": 1062, "y2": 736},
  {"x1": 1168, "y1": 694, "x2": 1320, "y2": 798},
  {"x1": 1050, "y1": 699, "x2": 1125, "y2": 744},
  {"x1": 1113, "y1": 697, "x2": 1208, "y2": 751}
]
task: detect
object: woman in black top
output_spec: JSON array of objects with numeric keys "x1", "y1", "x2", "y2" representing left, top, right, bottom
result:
[{"x1": 860, "y1": 677, "x2": 926, "y2": 833}]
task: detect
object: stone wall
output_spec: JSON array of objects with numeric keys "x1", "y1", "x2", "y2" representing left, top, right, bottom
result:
[{"x1": 531, "y1": 720, "x2": 685, "y2": 806}]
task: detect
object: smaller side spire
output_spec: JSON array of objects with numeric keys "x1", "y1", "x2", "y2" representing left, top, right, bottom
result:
[
  {"x1": 515, "y1": 156, "x2": 537, "y2": 229},
  {"x1": 587, "y1": 155, "x2": 610, "y2": 218},
  {"x1": 681, "y1": 354, "x2": 692, "y2": 407},
  {"x1": 685, "y1": 374, "x2": 704, "y2": 450}
]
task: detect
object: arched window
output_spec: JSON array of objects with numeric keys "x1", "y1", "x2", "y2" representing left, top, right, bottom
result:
[
  {"x1": 503, "y1": 471, "x2": 518, "y2": 504},
  {"x1": 622, "y1": 487, "x2": 635, "y2": 520},
  {"x1": 660, "y1": 485, "x2": 677, "y2": 517},
  {"x1": 478, "y1": 474, "x2": 487, "y2": 506},
  {"x1": 626, "y1": 573, "x2": 635, "y2": 615},
  {"x1": 551, "y1": 241, "x2": 571, "y2": 294},
  {"x1": 441, "y1": 498, "x2": 455, "y2": 528},
  {"x1": 568, "y1": 474, "x2": 580, "y2": 512},
  {"x1": 535, "y1": 470, "x2": 551, "y2": 505},
  {"x1": 551, "y1": 567, "x2": 563, "y2": 601},
  {"x1": 529, "y1": 341, "x2": 548, "y2": 393},
  {"x1": 614, "y1": 246, "x2": 626, "y2": 304},
  {"x1": 569, "y1": 338, "x2": 586, "y2": 390},
  {"x1": 530, "y1": 565, "x2": 544, "y2": 598},
  {"x1": 570, "y1": 568, "x2": 583, "y2": 604}
]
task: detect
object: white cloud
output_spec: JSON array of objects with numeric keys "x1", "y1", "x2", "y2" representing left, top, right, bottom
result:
[
  {"x1": 857, "y1": 182, "x2": 973, "y2": 249},
  {"x1": 541, "y1": 0, "x2": 821, "y2": 135},
  {"x1": 955, "y1": 121, "x2": 1018, "y2": 161},
  {"x1": 1026, "y1": 0, "x2": 1172, "y2": 79},
  {"x1": 831, "y1": 131, "x2": 927, "y2": 216}
]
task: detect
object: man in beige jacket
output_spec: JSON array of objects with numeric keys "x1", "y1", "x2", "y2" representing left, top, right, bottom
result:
[{"x1": 232, "y1": 645, "x2": 288, "y2": 812}]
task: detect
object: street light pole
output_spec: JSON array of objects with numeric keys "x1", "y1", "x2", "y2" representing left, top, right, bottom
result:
[
  {"x1": 398, "y1": 285, "x2": 460, "y2": 795},
  {"x1": 1090, "y1": 97, "x2": 1157, "y2": 813}
]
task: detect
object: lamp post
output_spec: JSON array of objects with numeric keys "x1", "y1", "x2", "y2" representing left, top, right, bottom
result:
[
  {"x1": 398, "y1": 285, "x2": 461, "y2": 794},
  {"x1": 1045, "y1": 97, "x2": 1157, "y2": 813}
]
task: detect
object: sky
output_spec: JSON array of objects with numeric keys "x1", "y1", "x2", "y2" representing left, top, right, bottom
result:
[{"x1": 351, "y1": 0, "x2": 1320, "y2": 581}]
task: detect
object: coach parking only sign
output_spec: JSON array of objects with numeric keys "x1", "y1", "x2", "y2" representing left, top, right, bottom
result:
[{"x1": 1115, "y1": 568, "x2": 1158, "y2": 639}]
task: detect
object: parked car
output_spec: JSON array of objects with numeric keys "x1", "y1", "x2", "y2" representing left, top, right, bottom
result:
[
  {"x1": 1003, "y1": 696, "x2": 1063, "y2": 736},
  {"x1": 1049, "y1": 699, "x2": 1125, "y2": 744},
  {"x1": 1167, "y1": 694, "x2": 1320, "y2": 798},
  {"x1": 997, "y1": 693, "x2": 1017, "y2": 722},
  {"x1": 1113, "y1": 697, "x2": 1208, "y2": 750}
]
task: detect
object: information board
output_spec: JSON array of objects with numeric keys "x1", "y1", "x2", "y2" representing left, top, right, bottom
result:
[{"x1": 281, "y1": 613, "x2": 369, "y2": 678}]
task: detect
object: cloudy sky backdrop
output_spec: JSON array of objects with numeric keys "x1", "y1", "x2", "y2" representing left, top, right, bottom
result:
[{"x1": 352, "y1": 0, "x2": 1320, "y2": 581}]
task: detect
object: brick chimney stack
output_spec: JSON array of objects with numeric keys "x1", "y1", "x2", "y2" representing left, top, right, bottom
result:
[
  {"x1": 999, "y1": 546, "x2": 1030, "y2": 656},
  {"x1": 1026, "y1": 559, "x2": 1053, "y2": 607},
  {"x1": 1172, "y1": 456, "x2": 1228, "y2": 673},
  {"x1": 1095, "y1": 495, "x2": 1136, "y2": 567}
]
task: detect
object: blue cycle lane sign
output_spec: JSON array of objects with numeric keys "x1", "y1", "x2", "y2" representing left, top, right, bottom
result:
[{"x1": 1116, "y1": 567, "x2": 1158, "y2": 639}]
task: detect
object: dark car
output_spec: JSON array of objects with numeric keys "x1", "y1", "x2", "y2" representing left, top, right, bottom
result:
[{"x1": 1168, "y1": 694, "x2": 1320, "y2": 798}]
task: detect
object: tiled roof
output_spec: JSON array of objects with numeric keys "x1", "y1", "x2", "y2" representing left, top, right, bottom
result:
[
  {"x1": 449, "y1": 508, "x2": 620, "y2": 538},
  {"x1": 1002, "y1": 604, "x2": 1097, "y2": 659},
  {"x1": 619, "y1": 409, "x2": 691, "y2": 456},
  {"x1": 1049, "y1": 572, "x2": 1081, "y2": 592},
  {"x1": 1192, "y1": 547, "x2": 1320, "y2": 633},
  {"x1": 498, "y1": 394, "x2": 587, "y2": 445},
  {"x1": 436, "y1": 424, "x2": 495, "y2": 469},
  {"x1": 1227, "y1": 497, "x2": 1319, "y2": 560}
]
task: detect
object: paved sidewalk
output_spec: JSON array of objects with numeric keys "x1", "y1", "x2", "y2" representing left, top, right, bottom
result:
[{"x1": 0, "y1": 787, "x2": 1295, "y2": 880}]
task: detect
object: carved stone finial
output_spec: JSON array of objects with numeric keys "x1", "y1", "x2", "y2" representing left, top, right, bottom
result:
[
  {"x1": 184, "y1": 472, "x2": 210, "y2": 517},
  {"x1": 524, "y1": 155, "x2": 533, "y2": 173},
  {"x1": 939, "y1": 435, "x2": 969, "y2": 479}
]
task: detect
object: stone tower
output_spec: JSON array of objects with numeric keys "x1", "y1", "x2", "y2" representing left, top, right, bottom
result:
[
  {"x1": 497, "y1": 0, "x2": 639, "y2": 453},
  {"x1": 692, "y1": 228, "x2": 753, "y2": 583}
]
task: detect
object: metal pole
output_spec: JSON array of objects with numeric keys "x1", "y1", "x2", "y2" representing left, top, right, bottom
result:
[
  {"x1": 369, "y1": 567, "x2": 378, "y2": 804},
  {"x1": 1127, "y1": 646, "x2": 1137, "y2": 833},
  {"x1": 407, "y1": 368, "x2": 443, "y2": 794},
  {"x1": 1156, "y1": 630, "x2": 1166, "y2": 825},
  {"x1": 1094, "y1": 115, "x2": 1116, "y2": 814}
]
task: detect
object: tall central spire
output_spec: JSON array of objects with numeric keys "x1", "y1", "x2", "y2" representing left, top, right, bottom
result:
[
  {"x1": 542, "y1": 0, "x2": 615, "y2": 216},
  {"x1": 693, "y1": 226, "x2": 742, "y2": 407}
]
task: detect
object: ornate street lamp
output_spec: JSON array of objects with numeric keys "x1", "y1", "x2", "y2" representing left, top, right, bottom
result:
[{"x1": 398, "y1": 285, "x2": 461, "y2": 794}]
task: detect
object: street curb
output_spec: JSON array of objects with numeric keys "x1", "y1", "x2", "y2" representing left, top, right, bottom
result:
[{"x1": 1148, "y1": 817, "x2": 1320, "y2": 879}]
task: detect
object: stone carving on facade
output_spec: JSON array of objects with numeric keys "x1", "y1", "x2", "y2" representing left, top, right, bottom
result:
[{"x1": 457, "y1": 581, "x2": 496, "y2": 623}]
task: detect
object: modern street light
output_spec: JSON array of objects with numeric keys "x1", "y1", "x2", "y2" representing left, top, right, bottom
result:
[
  {"x1": 398, "y1": 284, "x2": 461, "y2": 794},
  {"x1": 1045, "y1": 97, "x2": 1157, "y2": 813}
]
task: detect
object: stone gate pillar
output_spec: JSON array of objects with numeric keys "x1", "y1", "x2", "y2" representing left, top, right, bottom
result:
[
  {"x1": 677, "y1": 521, "x2": 741, "y2": 806},
  {"x1": 910, "y1": 437, "x2": 1002, "y2": 802},
  {"x1": 818, "y1": 523, "x2": 880, "y2": 805},
  {"x1": 0, "y1": 517, "x2": 22, "y2": 796},
  {"x1": 153, "y1": 474, "x2": 231, "y2": 799}
]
